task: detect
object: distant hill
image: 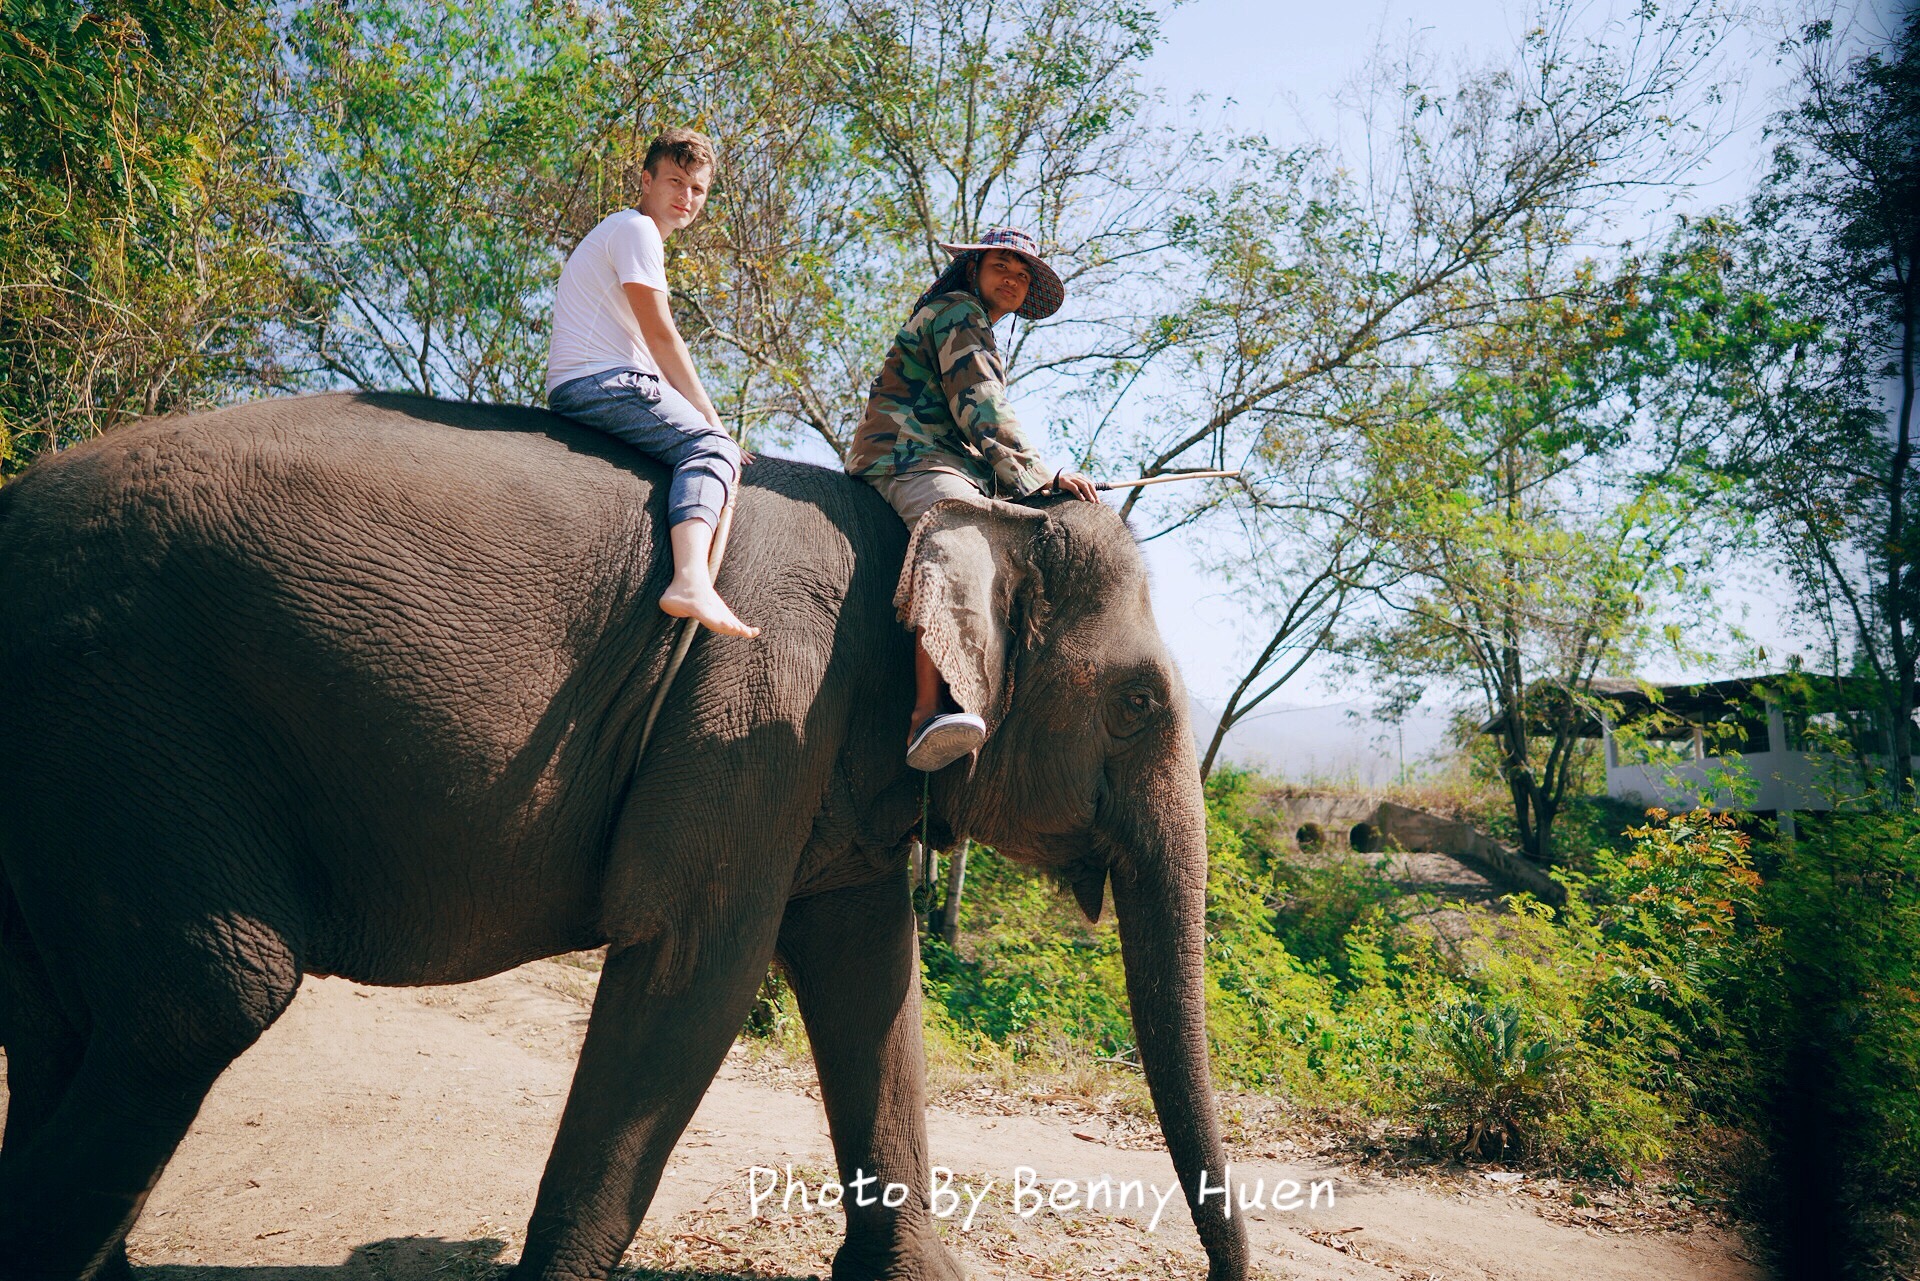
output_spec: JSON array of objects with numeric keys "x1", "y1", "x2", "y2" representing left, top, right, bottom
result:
[{"x1": 1188, "y1": 696, "x2": 1453, "y2": 785}]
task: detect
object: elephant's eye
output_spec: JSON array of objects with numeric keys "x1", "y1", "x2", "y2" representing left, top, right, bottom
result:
[{"x1": 1106, "y1": 683, "x2": 1162, "y2": 739}]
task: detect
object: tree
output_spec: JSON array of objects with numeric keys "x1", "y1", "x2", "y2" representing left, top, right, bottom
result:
[
  {"x1": 673, "y1": 0, "x2": 1199, "y2": 462},
  {"x1": 265, "y1": 0, "x2": 1194, "y2": 468},
  {"x1": 0, "y1": 0, "x2": 291, "y2": 472},
  {"x1": 1112, "y1": 0, "x2": 1733, "y2": 774},
  {"x1": 1356, "y1": 209, "x2": 1821, "y2": 864},
  {"x1": 274, "y1": 0, "x2": 725, "y2": 402},
  {"x1": 1732, "y1": 9, "x2": 1920, "y2": 803}
]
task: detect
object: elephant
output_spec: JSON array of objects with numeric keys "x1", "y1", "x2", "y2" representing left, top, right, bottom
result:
[{"x1": 0, "y1": 392, "x2": 1250, "y2": 1281}]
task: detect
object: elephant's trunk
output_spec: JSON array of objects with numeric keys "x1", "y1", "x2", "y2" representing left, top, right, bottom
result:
[{"x1": 1108, "y1": 785, "x2": 1250, "y2": 1280}]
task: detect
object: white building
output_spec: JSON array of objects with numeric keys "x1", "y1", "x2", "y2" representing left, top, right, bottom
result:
[{"x1": 1585, "y1": 675, "x2": 1890, "y2": 822}]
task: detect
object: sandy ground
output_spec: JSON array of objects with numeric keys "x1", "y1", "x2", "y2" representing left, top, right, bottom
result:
[{"x1": 0, "y1": 960, "x2": 1765, "y2": 1281}]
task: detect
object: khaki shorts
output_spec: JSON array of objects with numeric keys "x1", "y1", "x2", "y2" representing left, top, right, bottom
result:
[{"x1": 867, "y1": 466, "x2": 989, "y2": 526}]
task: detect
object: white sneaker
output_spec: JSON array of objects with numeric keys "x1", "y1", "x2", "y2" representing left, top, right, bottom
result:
[{"x1": 906, "y1": 711, "x2": 987, "y2": 771}]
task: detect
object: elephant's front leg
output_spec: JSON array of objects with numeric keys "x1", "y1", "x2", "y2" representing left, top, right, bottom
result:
[
  {"x1": 777, "y1": 869, "x2": 964, "y2": 1281},
  {"x1": 513, "y1": 909, "x2": 783, "y2": 1281}
]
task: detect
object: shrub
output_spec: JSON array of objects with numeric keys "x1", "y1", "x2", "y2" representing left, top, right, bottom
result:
[
  {"x1": 1422, "y1": 997, "x2": 1570, "y2": 1159},
  {"x1": 1268, "y1": 853, "x2": 1406, "y2": 983},
  {"x1": 735, "y1": 767, "x2": 1802, "y2": 1194},
  {"x1": 1197, "y1": 787, "x2": 1349, "y2": 1093},
  {"x1": 1734, "y1": 809, "x2": 1920, "y2": 1275},
  {"x1": 918, "y1": 845, "x2": 1133, "y2": 1061}
]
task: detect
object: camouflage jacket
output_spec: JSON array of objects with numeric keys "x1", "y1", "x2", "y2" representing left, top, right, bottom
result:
[{"x1": 847, "y1": 291, "x2": 1054, "y2": 496}]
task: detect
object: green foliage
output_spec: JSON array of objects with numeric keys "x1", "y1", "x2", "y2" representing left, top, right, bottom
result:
[
  {"x1": 1732, "y1": 11, "x2": 1920, "y2": 805},
  {"x1": 727, "y1": 777, "x2": 1917, "y2": 1268},
  {"x1": 1194, "y1": 785, "x2": 1349, "y2": 1092},
  {"x1": 276, "y1": 0, "x2": 732, "y2": 401},
  {"x1": 1359, "y1": 228, "x2": 1756, "y2": 866},
  {"x1": 1422, "y1": 998, "x2": 1570, "y2": 1159},
  {"x1": 1733, "y1": 809, "x2": 1920, "y2": 1273},
  {"x1": 0, "y1": 0, "x2": 290, "y2": 469},
  {"x1": 280, "y1": 0, "x2": 565, "y2": 398},
  {"x1": 1141, "y1": 3, "x2": 1735, "y2": 782},
  {"x1": 918, "y1": 845, "x2": 1132, "y2": 1060},
  {"x1": 1589, "y1": 809, "x2": 1760, "y2": 1019},
  {"x1": 684, "y1": 0, "x2": 1187, "y2": 459},
  {"x1": 1267, "y1": 854, "x2": 1403, "y2": 984},
  {"x1": 744, "y1": 967, "x2": 803, "y2": 1045},
  {"x1": 1489, "y1": 794, "x2": 1642, "y2": 872},
  {"x1": 870, "y1": 770, "x2": 1781, "y2": 1181}
]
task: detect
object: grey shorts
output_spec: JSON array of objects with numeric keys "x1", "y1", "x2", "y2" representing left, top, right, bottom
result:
[{"x1": 867, "y1": 466, "x2": 988, "y2": 526}]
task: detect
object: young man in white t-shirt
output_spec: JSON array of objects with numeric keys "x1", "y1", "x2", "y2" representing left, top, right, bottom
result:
[{"x1": 546, "y1": 127, "x2": 757, "y2": 638}]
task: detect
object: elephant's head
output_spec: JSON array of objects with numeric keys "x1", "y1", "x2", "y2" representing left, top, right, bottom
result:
[{"x1": 896, "y1": 495, "x2": 1249, "y2": 1278}]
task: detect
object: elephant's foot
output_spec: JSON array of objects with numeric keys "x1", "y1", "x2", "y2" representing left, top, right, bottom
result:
[
  {"x1": 830, "y1": 1224, "x2": 966, "y2": 1281},
  {"x1": 95, "y1": 1245, "x2": 135, "y2": 1281}
]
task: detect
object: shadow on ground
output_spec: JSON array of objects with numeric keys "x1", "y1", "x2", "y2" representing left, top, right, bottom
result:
[{"x1": 133, "y1": 1238, "x2": 820, "y2": 1281}]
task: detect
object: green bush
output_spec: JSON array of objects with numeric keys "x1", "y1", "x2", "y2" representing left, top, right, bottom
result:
[
  {"x1": 1422, "y1": 997, "x2": 1570, "y2": 1158},
  {"x1": 1195, "y1": 786, "x2": 1351, "y2": 1093},
  {"x1": 900, "y1": 772, "x2": 1763, "y2": 1176},
  {"x1": 1269, "y1": 854, "x2": 1408, "y2": 983},
  {"x1": 1201, "y1": 772, "x2": 1749, "y2": 1172},
  {"x1": 1548, "y1": 795, "x2": 1657, "y2": 870},
  {"x1": 1733, "y1": 809, "x2": 1920, "y2": 1274},
  {"x1": 745, "y1": 768, "x2": 1901, "y2": 1204},
  {"x1": 919, "y1": 845, "x2": 1133, "y2": 1061}
]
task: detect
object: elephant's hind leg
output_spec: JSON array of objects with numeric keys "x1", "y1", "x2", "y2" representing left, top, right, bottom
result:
[
  {"x1": 0, "y1": 885, "x2": 140, "y2": 1281},
  {"x1": 0, "y1": 914, "x2": 302, "y2": 1281}
]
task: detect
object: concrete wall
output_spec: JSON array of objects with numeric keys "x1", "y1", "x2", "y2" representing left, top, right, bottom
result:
[
  {"x1": 1254, "y1": 788, "x2": 1384, "y2": 853},
  {"x1": 1370, "y1": 802, "x2": 1566, "y2": 905},
  {"x1": 1256, "y1": 789, "x2": 1566, "y2": 905},
  {"x1": 1604, "y1": 750, "x2": 1866, "y2": 813},
  {"x1": 1601, "y1": 700, "x2": 1876, "y2": 813}
]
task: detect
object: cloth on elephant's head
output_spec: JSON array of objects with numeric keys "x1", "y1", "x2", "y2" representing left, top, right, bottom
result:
[{"x1": 894, "y1": 497, "x2": 1044, "y2": 737}]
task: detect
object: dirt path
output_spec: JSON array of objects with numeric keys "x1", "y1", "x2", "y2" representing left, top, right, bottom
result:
[{"x1": 0, "y1": 962, "x2": 1762, "y2": 1280}]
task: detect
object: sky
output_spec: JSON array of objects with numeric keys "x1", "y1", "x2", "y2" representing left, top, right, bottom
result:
[
  {"x1": 1105, "y1": 0, "x2": 1858, "y2": 774},
  {"x1": 1141, "y1": 0, "x2": 1807, "y2": 208}
]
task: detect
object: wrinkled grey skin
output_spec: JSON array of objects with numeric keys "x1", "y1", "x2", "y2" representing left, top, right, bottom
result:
[{"x1": 0, "y1": 393, "x2": 1248, "y2": 1281}]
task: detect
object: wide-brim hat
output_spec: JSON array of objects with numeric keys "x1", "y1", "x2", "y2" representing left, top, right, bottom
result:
[{"x1": 934, "y1": 226, "x2": 1064, "y2": 320}]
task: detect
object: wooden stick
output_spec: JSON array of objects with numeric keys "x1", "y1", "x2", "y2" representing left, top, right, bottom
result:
[{"x1": 1094, "y1": 469, "x2": 1242, "y2": 492}]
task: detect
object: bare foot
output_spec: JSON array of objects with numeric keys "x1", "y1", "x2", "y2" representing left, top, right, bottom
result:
[{"x1": 660, "y1": 580, "x2": 760, "y2": 637}]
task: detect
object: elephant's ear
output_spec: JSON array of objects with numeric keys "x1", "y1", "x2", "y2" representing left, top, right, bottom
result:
[{"x1": 894, "y1": 497, "x2": 1048, "y2": 736}]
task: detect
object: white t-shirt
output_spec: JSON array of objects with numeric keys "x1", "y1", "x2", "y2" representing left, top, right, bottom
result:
[{"x1": 545, "y1": 209, "x2": 670, "y2": 394}]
